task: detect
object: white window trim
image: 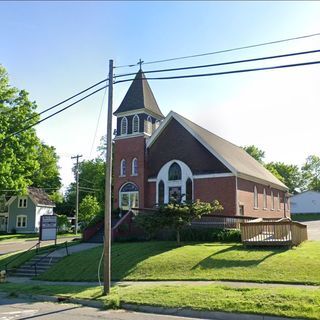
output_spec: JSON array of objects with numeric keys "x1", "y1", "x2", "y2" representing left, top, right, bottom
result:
[
  {"x1": 121, "y1": 117, "x2": 128, "y2": 135},
  {"x1": 263, "y1": 188, "x2": 267, "y2": 210},
  {"x1": 131, "y1": 158, "x2": 138, "y2": 176},
  {"x1": 132, "y1": 115, "x2": 140, "y2": 133},
  {"x1": 253, "y1": 185, "x2": 258, "y2": 209},
  {"x1": 146, "y1": 116, "x2": 152, "y2": 134},
  {"x1": 18, "y1": 196, "x2": 28, "y2": 208},
  {"x1": 120, "y1": 159, "x2": 126, "y2": 177},
  {"x1": 16, "y1": 215, "x2": 27, "y2": 228},
  {"x1": 119, "y1": 182, "x2": 139, "y2": 210}
]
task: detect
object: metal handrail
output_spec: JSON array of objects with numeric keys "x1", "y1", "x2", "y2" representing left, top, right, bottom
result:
[
  {"x1": 32, "y1": 241, "x2": 69, "y2": 276},
  {"x1": 3, "y1": 242, "x2": 40, "y2": 272}
]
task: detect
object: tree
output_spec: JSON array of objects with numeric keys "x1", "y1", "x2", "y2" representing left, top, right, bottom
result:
[
  {"x1": 135, "y1": 200, "x2": 223, "y2": 245},
  {"x1": 301, "y1": 155, "x2": 320, "y2": 192},
  {"x1": 243, "y1": 145, "x2": 265, "y2": 163},
  {"x1": 265, "y1": 162, "x2": 302, "y2": 194},
  {"x1": 0, "y1": 64, "x2": 61, "y2": 194},
  {"x1": 79, "y1": 195, "x2": 101, "y2": 228}
]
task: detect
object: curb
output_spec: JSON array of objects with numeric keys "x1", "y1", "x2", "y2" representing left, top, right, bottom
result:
[{"x1": 0, "y1": 292, "x2": 303, "y2": 320}]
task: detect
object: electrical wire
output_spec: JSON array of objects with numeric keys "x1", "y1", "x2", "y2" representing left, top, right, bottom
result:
[
  {"x1": 89, "y1": 86, "x2": 108, "y2": 158},
  {"x1": 114, "y1": 49, "x2": 320, "y2": 79},
  {"x1": 114, "y1": 60, "x2": 320, "y2": 84},
  {"x1": 142, "y1": 32, "x2": 320, "y2": 65},
  {"x1": 3, "y1": 84, "x2": 108, "y2": 142}
]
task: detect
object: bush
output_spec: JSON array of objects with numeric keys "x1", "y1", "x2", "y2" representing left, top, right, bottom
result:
[{"x1": 179, "y1": 227, "x2": 241, "y2": 242}]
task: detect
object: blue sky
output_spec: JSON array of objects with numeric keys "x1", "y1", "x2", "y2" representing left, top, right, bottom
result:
[{"x1": 1, "y1": 1, "x2": 320, "y2": 189}]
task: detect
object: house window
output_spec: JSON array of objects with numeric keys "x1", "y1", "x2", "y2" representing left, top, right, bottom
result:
[
  {"x1": 18, "y1": 197, "x2": 28, "y2": 208},
  {"x1": 119, "y1": 183, "x2": 139, "y2": 210},
  {"x1": 186, "y1": 178, "x2": 193, "y2": 202},
  {"x1": 155, "y1": 120, "x2": 160, "y2": 129},
  {"x1": 158, "y1": 180, "x2": 164, "y2": 205},
  {"x1": 168, "y1": 162, "x2": 181, "y2": 181},
  {"x1": 146, "y1": 116, "x2": 152, "y2": 134},
  {"x1": 120, "y1": 159, "x2": 126, "y2": 176},
  {"x1": 121, "y1": 117, "x2": 128, "y2": 135},
  {"x1": 16, "y1": 215, "x2": 27, "y2": 228},
  {"x1": 132, "y1": 115, "x2": 139, "y2": 133},
  {"x1": 278, "y1": 192, "x2": 281, "y2": 210},
  {"x1": 253, "y1": 186, "x2": 258, "y2": 208},
  {"x1": 271, "y1": 191, "x2": 274, "y2": 210},
  {"x1": 132, "y1": 158, "x2": 138, "y2": 176},
  {"x1": 263, "y1": 188, "x2": 267, "y2": 209}
]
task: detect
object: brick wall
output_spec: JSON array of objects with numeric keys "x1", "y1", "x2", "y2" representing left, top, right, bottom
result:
[
  {"x1": 113, "y1": 136, "x2": 147, "y2": 209},
  {"x1": 237, "y1": 178, "x2": 290, "y2": 218}
]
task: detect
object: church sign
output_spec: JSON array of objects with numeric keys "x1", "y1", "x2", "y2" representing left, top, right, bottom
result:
[{"x1": 39, "y1": 215, "x2": 57, "y2": 242}]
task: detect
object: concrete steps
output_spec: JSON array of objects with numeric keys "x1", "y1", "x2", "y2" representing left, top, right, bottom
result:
[{"x1": 12, "y1": 256, "x2": 61, "y2": 277}]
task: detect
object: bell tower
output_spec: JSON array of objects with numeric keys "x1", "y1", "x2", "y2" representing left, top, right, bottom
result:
[{"x1": 113, "y1": 69, "x2": 164, "y2": 211}]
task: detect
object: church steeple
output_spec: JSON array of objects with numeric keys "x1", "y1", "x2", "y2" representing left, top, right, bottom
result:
[{"x1": 113, "y1": 69, "x2": 164, "y2": 118}]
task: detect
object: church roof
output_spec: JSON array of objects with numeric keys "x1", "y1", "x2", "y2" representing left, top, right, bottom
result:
[
  {"x1": 113, "y1": 69, "x2": 164, "y2": 118},
  {"x1": 147, "y1": 111, "x2": 288, "y2": 191}
]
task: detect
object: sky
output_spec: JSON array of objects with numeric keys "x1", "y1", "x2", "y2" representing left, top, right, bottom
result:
[{"x1": 1, "y1": 1, "x2": 320, "y2": 191}]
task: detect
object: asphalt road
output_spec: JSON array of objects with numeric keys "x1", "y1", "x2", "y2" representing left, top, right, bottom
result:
[
  {"x1": 0, "y1": 237, "x2": 80, "y2": 255},
  {"x1": 0, "y1": 297, "x2": 202, "y2": 320},
  {"x1": 304, "y1": 220, "x2": 320, "y2": 240}
]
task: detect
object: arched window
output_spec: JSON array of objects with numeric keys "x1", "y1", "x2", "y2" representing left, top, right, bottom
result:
[
  {"x1": 120, "y1": 159, "x2": 126, "y2": 176},
  {"x1": 158, "y1": 180, "x2": 164, "y2": 205},
  {"x1": 132, "y1": 158, "x2": 138, "y2": 176},
  {"x1": 168, "y1": 162, "x2": 181, "y2": 180},
  {"x1": 155, "y1": 120, "x2": 160, "y2": 129},
  {"x1": 253, "y1": 185, "x2": 258, "y2": 208},
  {"x1": 119, "y1": 183, "x2": 139, "y2": 210},
  {"x1": 146, "y1": 116, "x2": 152, "y2": 134},
  {"x1": 271, "y1": 191, "x2": 274, "y2": 210},
  {"x1": 263, "y1": 188, "x2": 267, "y2": 209},
  {"x1": 121, "y1": 117, "x2": 128, "y2": 135},
  {"x1": 132, "y1": 115, "x2": 139, "y2": 133},
  {"x1": 186, "y1": 178, "x2": 193, "y2": 202}
]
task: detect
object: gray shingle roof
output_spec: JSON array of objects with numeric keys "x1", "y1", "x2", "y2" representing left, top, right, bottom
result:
[
  {"x1": 148, "y1": 111, "x2": 288, "y2": 190},
  {"x1": 113, "y1": 69, "x2": 164, "y2": 118},
  {"x1": 28, "y1": 187, "x2": 55, "y2": 206}
]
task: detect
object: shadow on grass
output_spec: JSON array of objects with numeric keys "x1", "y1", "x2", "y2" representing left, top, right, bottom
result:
[
  {"x1": 111, "y1": 241, "x2": 182, "y2": 280},
  {"x1": 191, "y1": 245, "x2": 288, "y2": 270}
]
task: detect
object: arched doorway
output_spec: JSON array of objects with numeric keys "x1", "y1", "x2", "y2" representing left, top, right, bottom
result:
[{"x1": 119, "y1": 182, "x2": 139, "y2": 210}]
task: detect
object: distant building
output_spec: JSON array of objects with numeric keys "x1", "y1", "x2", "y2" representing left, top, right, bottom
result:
[
  {"x1": 0, "y1": 187, "x2": 55, "y2": 233},
  {"x1": 290, "y1": 191, "x2": 320, "y2": 214},
  {"x1": 112, "y1": 69, "x2": 290, "y2": 219}
]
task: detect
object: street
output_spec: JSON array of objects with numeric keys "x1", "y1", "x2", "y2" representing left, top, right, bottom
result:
[{"x1": 0, "y1": 297, "x2": 204, "y2": 320}]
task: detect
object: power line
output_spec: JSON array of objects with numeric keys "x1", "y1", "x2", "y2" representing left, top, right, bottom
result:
[
  {"x1": 2, "y1": 84, "x2": 108, "y2": 142},
  {"x1": 114, "y1": 49, "x2": 320, "y2": 79},
  {"x1": 142, "y1": 32, "x2": 320, "y2": 66},
  {"x1": 114, "y1": 60, "x2": 320, "y2": 84}
]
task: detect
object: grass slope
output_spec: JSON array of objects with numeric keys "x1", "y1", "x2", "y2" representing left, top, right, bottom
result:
[
  {"x1": 38, "y1": 241, "x2": 320, "y2": 284},
  {"x1": 0, "y1": 283, "x2": 319, "y2": 319}
]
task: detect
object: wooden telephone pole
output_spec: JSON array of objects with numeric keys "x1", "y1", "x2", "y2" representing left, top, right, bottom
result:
[
  {"x1": 71, "y1": 154, "x2": 82, "y2": 235},
  {"x1": 104, "y1": 59, "x2": 113, "y2": 294}
]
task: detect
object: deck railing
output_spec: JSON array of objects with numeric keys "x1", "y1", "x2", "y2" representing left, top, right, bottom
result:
[{"x1": 240, "y1": 220, "x2": 308, "y2": 246}]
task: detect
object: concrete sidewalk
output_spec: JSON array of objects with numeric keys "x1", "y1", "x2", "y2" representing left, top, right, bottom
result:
[
  {"x1": 6, "y1": 276, "x2": 320, "y2": 290},
  {"x1": 46, "y1": 243, "x2": 102, "y2": 258}
]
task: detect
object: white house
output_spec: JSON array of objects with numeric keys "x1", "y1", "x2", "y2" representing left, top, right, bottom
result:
[{"x1": 290, "y1": 191, "x2": 320, "y2": 214}]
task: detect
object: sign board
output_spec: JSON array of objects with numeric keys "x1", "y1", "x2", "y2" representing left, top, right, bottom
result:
[{"x1": 39, "y1": 215, "x2": 57, "y2": 241}]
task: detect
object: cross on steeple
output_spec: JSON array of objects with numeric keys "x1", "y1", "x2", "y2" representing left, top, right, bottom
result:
[{"x1": 138, "y1": 59, "x2": 144, "y2": 70}]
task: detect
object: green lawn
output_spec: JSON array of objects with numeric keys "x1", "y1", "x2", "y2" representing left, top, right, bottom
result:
[
  {"x1": 0, "y1": 283, "x2": 319, "y2": 319},
  {"x1": 0, "y1": 241, "x2": 81, "y2": 271},
  {"x1": 37, "y1": 241, "x2": 320, "y2": 285},
  {"x1": 292, "y1": 213, "x2": 320, "y2": 222}
]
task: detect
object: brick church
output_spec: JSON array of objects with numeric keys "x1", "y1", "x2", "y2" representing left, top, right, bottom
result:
[{"x1": 113, "y1": 69, "x2": 290, "y2": 218}]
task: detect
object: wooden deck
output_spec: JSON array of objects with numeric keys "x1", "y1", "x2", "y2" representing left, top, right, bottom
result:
[{"x1": 240, "y1": 220, "x2": 308, "y2": 246}]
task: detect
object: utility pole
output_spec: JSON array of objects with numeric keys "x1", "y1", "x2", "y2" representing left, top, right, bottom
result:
[
  {"x1": 104, "y1": 59, "x2": 113, "y2": 295},
  {"x1": 71, "y1": 154, "x2": 82, "y2": 235}
]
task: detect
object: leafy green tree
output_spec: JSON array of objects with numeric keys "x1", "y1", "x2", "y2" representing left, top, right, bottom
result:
[
  {"x1": 135, "y1": 200, "x2": 223, "y2": 245},
  {"x1": 265, "y1": 162, "x2": 302, "y2": 194},
  {"x1": 242, "y1": 145, "x2": 265, "y2": 163},
  {"x1": 0, "y1": 65, "x2": 40, "y2": 193},
  {"x1": 0, "y1": 64, "x2": 61, "y2": 194},
  {"x1": 301, "y1": 155, "x2": 320, "y2": 191},
  {"x1": 79, "y1": 195, "x2": 101, "y2": 228},
  {"x1": 32, "y1": 143, "x2": 61, "y2": 191}
]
